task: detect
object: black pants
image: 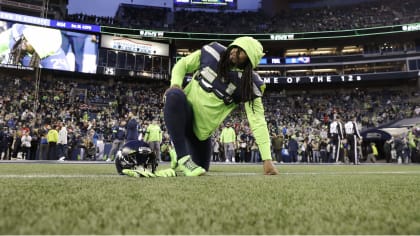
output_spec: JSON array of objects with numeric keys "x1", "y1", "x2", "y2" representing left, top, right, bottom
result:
[
  {"x1": 330, "y1": 135, "x2": 342, "y2": 162},
  {"x1": 47, "y1": 142, "x2": 58, "y2": 160},
  {"x1": 346, "y1": 135, "x2": 359, "y2": 164},
  {"x1": 164, "y1": 89, "x2": 212, "y2": 171}
]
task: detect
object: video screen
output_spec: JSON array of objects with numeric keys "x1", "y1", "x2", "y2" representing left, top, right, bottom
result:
[
  {"x1": 0, "y1": 20, "x2": 99, "y2": 73},
  {"x1": 285, "y1": 57, "x2": 311, "y2": 64},
  {"x1": 174, "y1": 0, "x2": 237, "y2": 9},
  {"x1": 101, "y1": 35, "x2": 169, "y2": 56}
]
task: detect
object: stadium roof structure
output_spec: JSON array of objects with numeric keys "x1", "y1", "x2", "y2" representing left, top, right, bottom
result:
[
  {"x1": 361, "y1": 117, "x2": 420, "y2": 141},
  {"x1": 378, "y1": 117, "x2": 420, "y2": 129}
]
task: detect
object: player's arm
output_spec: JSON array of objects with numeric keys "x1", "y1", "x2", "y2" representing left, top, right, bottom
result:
[
  {"x1": 244, "y1": 97, "x2": 278, "y2": 175},
  {"x1": 170, "y1": 50, "x2": 201, "y2": 88}
]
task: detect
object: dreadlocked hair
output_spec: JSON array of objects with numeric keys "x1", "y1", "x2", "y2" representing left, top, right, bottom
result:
[
  {"x1": 29, "y1": 52, "x2": 40, "y2": 68},
  {"x1": 9, "y1": 37, "x2": 40, "y2": 68},
  {"x1": 217, "y1": 47, "x2": 256, "y2": 112},
  {"x1": 217, "y1": 47, "x2": 232, "y2": 84},
  {"x1": 10, "y1": 37, "x2": 26, "y2": 65}
]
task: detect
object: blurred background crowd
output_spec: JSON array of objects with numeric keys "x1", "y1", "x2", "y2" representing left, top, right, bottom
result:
[{"x1": 0, "y1": 73, "x2": 418, "y2": 163}]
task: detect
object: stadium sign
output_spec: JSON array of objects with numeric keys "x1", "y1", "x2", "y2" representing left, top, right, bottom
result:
[
  {"x1": 139, "y1": 30, "x2": 164, "y2": 38},
  {"x1": 0, "y1": 11, "x2": 49, "y2": 26},
  {"x1": 270, "y1": 34, "x2": 295, "y2": 40},
  {"x1": 101, "y1": 35, "x2": 169, "y2": 56},
  {"x1": 263, "y1": 75, "x2": 361, "y2": 84},
  {"x1": 402, "y1": 23, "x2": 420, "y2": 32},
  {"x1": 0, "y1": 63, "x2": 33, "y2": 71},
  {"x1": 51, "y1": 20, "x2": 100, "y2": 32},
  {"x1": 0, "y1": 11, "x2": 100, "y2": 33},
  {"x1": 262, "y1": 71, "x2": 417, "y2": 85},
  {"x1": 174, "y1": 0, "x2": 237, "y2": 9}
]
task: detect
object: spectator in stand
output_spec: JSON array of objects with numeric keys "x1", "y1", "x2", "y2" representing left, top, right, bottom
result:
[
  {"x1": 383, "y1": 138, "x2": 393, "y2": 163},
  {"x1": 394, "y1": 134, "x2": 408, "y2": 163},
  {"x1": 220, "y1": 122, "x2": 236, "y2": 163},
  {"x1": 365, "y1": 142, "x2": 378, "y2": 163},
  {"x1": 272, "y1": 133, "x2": 283, "y2": 163},
  {"x1": 300, "y1": 137, "x2": 310, "y2": 163},
  {"x1": 11, "y1": 129, "x2": 22, "y2": 159},
  {"x1": 57, "y1": 123, "x2": 68, "y2": 161},
  {"x1": 250, "y1": 139, "x2": 260, "y2": 163},
  {"x1": 287, "y1": 135, "x2": 299, "y2": 163},
  {"x1": 144, "y1": 118, "x2": 163, "y2": 162},
  {"x1": 66, "y1": 127, "x2": 78, "y2": 160},
  {"x1": 29, "y1": 129, "x2": 39, "y2": 160},
  {"x1": 96, "y1": 133, "x2": 105, "y2": 161},
  {"x1": 245, "y1": 129, "x2": 255, "y2": 162},
  {"x1": 125, "y1": 112, "x2": 139, "y2": 142},
  {"x1": 20, "y1": 129, "x2": 32, "y2": 160},
  {"x1": 160, "y1": 140, "x2": 173, "y2": 162},
  {"x1": 238, "y1": 128, "x2": 252, "y2": 163},
  {"x1": 211, "y1": 135, "x2": 220, "y2": 162},
  {"x1": 38, "y1": 124, "x2": 49, "y2": 160},
  {"x1": 107, "y1": 120, "x2": 126, "y2": 162},
  {"x1": 313, "y1": 138, "x2": 322, "y2": 163},
  {"x1": 5, "y1": 129, "x2": 13, "y2": 160},
  {"x1": 319, "y1": 138, "x2": 329, "y2": 163},
  {"x1": 407, "y1": 127, "x2": 418, "y2": 163},
  {"x1": 47, "y1": 124, "x2": 59, "y2": 160},
  {"x1": 0, "y1": 126, "x2": 7, "y2": 160}
]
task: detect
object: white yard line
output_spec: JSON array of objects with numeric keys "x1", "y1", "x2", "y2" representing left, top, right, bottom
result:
[
  {"x1": 208, "y1": 171, "x2": 420, "y2": 176},
  {"x1": 0, "y1": 174, "x2": 119, "y2": 178},
  {"x1": 1, "y1": 170, "x2": 420, "y2": 178}
]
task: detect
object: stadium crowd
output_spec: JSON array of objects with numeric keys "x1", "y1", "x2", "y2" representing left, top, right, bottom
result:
[
  {"x1": 0, "y1": 73, "x2": 418, "y2": 164},
  {"x1": 66, "y1": 0, "x2": 420, "y2": 33}
]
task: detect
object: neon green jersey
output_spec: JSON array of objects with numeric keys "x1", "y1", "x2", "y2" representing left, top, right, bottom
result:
[
  {"x1": 145, "y1": 124, "x2": 162, "y2": 142},
  {"x1": 220, "y1": 127, "x2": 236, "y2": 143},
  {"x1": 169, "y1": 37, "x2": 272, "y2": 161}
]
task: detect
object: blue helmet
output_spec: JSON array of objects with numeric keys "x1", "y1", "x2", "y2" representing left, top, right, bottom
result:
[{"x1": 115, "y1": 140, "x2": 158, "y2": 175}]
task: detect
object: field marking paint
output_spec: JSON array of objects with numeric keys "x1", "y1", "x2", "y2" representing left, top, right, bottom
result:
[
  {"x1": 0, "y1": 174, "x2": 119, "y2": 178},
  {"x1": 1, "y1": 170, "x2": 420, "y2": 178},
  {"x1": 208, "y1": 171, "x2": 420, "y2": 176},
  {"x1": 279, "y1": 171, "x2": 420, "y2": 175}
]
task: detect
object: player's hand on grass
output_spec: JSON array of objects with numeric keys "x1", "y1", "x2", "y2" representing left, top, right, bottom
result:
[
  {"x1": 122, "y1": 168, "x2": 156, "y2": 178},
  {"x1": 138, "y1": 168, "x2": 156, "y2": 177},
  {"x1": 263, "y1": 160, "x2": 279, "y2": 175},
  {"x1": 155, "y1": 168, "x2": 177, "y2": 177}
]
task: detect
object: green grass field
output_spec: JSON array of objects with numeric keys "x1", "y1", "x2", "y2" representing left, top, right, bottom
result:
[{"x1": 0, "y1": 162, "x2": 419, "y2": 235}]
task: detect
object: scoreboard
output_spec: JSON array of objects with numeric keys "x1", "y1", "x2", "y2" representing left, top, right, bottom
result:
[{"x1": 174, "y1": 0, "x2": 237, "y2": 9}]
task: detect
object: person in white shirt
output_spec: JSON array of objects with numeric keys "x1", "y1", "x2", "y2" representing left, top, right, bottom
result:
[
  {"x1": 328, "y1": 115, "x2": 344, "y2": 162},
  {"x1": 57, "y1": 123, "x2": 68, "y2": 161},
  {"x1": 21, "y1": 129, "x2": 32, "y2": 160},
  {"x1": 344, "y1": 115, "x2": 362, "y2": 164}
]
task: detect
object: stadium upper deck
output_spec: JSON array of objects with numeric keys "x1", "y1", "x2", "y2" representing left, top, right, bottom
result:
[{"x1": 0, "y1": 0, "x2": 419, "y2": 88}]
